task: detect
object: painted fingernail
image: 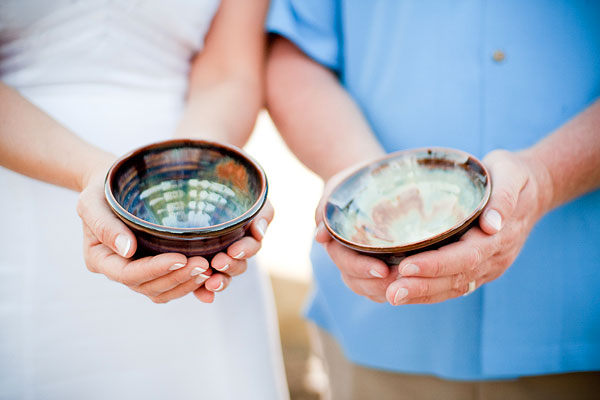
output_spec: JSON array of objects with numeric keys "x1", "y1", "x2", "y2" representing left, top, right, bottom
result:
[
  {"x1": 115, "y1": 235, "x2": 131, "y2": 257},
  {"x1": 369, "y1": 269, "x2": 384, "y2": 278},
  {"x1": 216, "y1": 263, "x2": 230, "y2": 272},
  {"x1": 169, "y1": 262, "x2": 186, "y2": 271},
  {"x1": 209, "y1": 282, "x2": 224, "y2": 292},
  {"x1": 190, "y1": 266, "x2": 207, "y2": 276},
  {"x1": 401, "y1": 263, "x2": 419, "y2": 276},
  {"x1": 232, "y1": 250, "x2": 245, "y2": 260},
  {"x1": 195, "y1": 273, "x2": 210, "y2": 284},
  {"x1": 393, "y1": 287, "x2": 409, "y2": 305},
  {"x1": 256, "y1": 219, "x2": 268, "y2": 239},
  {"x1": 484, "y1": 209, "x2": 502, "y2": 231}
]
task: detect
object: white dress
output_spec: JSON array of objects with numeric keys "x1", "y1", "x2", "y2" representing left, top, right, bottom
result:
[{"x1": 0, "y1": 1, "x2": 288, "y2": 399}]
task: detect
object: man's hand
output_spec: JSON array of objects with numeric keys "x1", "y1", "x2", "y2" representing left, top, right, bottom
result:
[
  {"x1": 315, "y1": 167, "x2": 394, "y2": 303},
  {"x1": 385, "y1": 150, "x2": 552, "y2": 305}
]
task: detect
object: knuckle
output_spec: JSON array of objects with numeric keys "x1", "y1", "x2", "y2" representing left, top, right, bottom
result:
[
  {"x1": 85, "y1": 259, "x2": 98, "y2": 273},
  {"x1": 118, "y1": 273, "x2": 134, "y2": 287},
  {"x1": 150, "y1": 295, "x2": 168, "y2": 304},
  {"x1": 417, "y1": 280, "x2": 430, "y2": 297},
  {"x1": 90, "y1": 217, "x2": 108, "y2": 243},
  {"x1": 76, "y1": 196, "x2": 86, "y2": 219},
  {"x1": 468, "y1": 247, "x2": 484, "y2": 270},
  {"x1": 342, "y1": 275, "x2": 364, "y2": 296},
  {"x1": 174, "y1": 271, "x2": 191, "y2": 285},
  {"x1": 452, "y1": 272, "x2": 469, "y2": 291},
  {"x1": 494, "y1": 188, "x2": 517, "y2": 214},
  {"x1": 145, "y1": 286, "x2": 161, "y2": 298},
  {"x1": 367, "y1": 295, "x2": 386, "y2": 303},
  {"x1": 85, "y1": 262, "x2": 98, "y2": 274},
  {"x1": 432, "y1": 258, "x2": 445, "y2": 276}
]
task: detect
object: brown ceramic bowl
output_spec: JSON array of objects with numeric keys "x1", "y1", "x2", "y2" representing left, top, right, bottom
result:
[
  {"x1": 105, "y1": 139, "x2": 268, "y2": 258},
  {"x1": 323, "y1": 148, "x2": 491, "y2": 265}
]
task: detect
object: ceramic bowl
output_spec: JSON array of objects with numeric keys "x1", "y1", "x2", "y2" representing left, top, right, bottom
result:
[
  {"x1": 323, "y1": 148, "x2": 491, "y2": 265},
  {"x1": 105, "y1": 139, "x2": 268, "y2": 258}
]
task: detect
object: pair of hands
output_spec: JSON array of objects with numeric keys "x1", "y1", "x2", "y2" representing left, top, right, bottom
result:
[
  {"x1": 315, "y1": 149, "x2": 552, "y2": 306},
  {"x1": 76, "y1": 168, "x2": 273, "y2": 304}
]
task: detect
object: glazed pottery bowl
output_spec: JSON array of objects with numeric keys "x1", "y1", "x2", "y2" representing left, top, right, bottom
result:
[
  {"x1": 323, "y1": 148, "x2": 491, "y2": 265},
  {"x1": 105, "y1": 139, "x2": 268, "y2": 258}
]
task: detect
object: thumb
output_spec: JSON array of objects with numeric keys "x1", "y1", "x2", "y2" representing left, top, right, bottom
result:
[
  {"x1": 77, "y1": 183, "x2": 137, "y2": 258},
  {"x1": 479, "y1": 150, "x2": 528, "y2": 235}
]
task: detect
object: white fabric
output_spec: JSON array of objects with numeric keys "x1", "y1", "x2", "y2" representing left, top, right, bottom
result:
[{"x1": 0, "y1": 1, "x2": 289, "y2": 399}]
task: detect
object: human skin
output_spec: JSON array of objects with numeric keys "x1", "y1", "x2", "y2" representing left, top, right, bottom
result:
[
  {"x1": 266, "y1": 37, "x2": 600, "y2": 305},
  {"x1": 0, "y1": 0, "x2": 272, "y2": 304}
]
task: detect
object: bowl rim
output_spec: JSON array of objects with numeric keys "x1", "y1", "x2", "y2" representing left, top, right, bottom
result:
[
  {"x1": 322, "y1": 147, "x2": 492, "y2": 254},
  {"x1": 104, "y1": 138, "x2": 268, "y2": 237}
]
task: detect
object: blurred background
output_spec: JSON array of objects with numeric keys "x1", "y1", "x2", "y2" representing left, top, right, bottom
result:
[{"x1": 245, "y1": 111, "x2": 324, "y2": 400}]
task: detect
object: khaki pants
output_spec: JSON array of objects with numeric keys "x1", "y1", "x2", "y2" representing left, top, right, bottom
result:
[{"x1": 310, "y1": 325, "x2": 600, "y2": 400}]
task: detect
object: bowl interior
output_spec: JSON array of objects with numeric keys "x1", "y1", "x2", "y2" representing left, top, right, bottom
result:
[
  {"x1": 110, "y1": 142, "x2": 264, "y2": 230},
  {"x1": 325, "y1": 149, "x2": 489, "y2": 250}
]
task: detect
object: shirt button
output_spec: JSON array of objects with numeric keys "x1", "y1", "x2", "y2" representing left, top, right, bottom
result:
[{"x1": 492, "y1": 50, "x2": 506, "y2": 63}]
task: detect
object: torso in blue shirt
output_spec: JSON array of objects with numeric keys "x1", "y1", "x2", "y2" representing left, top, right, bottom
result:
[{"x1": 268, "y1": 0, "x2": 600, "y2": 380}]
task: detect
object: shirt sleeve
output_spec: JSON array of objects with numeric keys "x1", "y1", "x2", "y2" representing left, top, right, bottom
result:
[{"x1": 266, "y1": 0, "x2": 341, "y2": 71}]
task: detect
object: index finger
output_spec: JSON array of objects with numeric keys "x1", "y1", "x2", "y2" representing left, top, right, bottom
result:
[
  {"x1": 397, "y1": 227, "x2": 499, "y2": 278},
  {"x1": 84, "y1": 225, "x2": 187, "y2": 286},
  {"x1": 324, "y1": 239, "x2": 389, "y2": 279}
]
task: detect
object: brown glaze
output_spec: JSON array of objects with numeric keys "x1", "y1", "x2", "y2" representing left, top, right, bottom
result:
[
  {"x1": 323, "y1": 147, "x2": 491, "y2": 266},
  {"x1": 105, "y1": 139, "x2": 268, "y2": 258},
  {"x1": 216, "y1": 159, "x2": 249, "y2": 193}
]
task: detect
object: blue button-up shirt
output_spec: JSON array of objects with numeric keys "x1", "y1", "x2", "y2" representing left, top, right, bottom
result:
[{"x1": 268, "y1": 0, "x2": 600, "y2": 380}]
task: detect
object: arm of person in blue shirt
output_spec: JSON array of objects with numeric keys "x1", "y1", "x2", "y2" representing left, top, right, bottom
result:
[
  {"x1": 267, "y1": 36, "x2": 600, "y2": 305},
  {"x1": 0, "y1": 0, "x2": 272, "y2": 304}
]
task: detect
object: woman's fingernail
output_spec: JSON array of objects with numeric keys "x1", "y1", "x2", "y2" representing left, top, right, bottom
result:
[
  {"x1": 484, "y1": 209, "x2": 502, "y2": 231},
  {"x1": 369, "y1": 269, "x2": 384, "y2": 278},
  {"x1": 209, "y1": 282, "x2": 224, "y2": 292},
  {"x1": 190, "y1": 266, "x2": 207, "y2": 276},
  {"x1": 195, "y1": 273, "x2": 210, "y2": 284},
  {"x1": 393, "y1": 287, "x2": 409, "y2": 305},
  {"x1": 115, "y1": 235, "x2": 131, "y2": 257},
  {"x1": 256, "y1": 219, "x2": 268, "y2": 239},
  {"x1": 401, "y1": 263, "x2": 419, "y2": 276},
  {"x1": 169, "y1": 262, "x2": 186, "y2": 271},
  {"x1": 232, "y1": 250, "x2": 245, "y2": 260},
  {"x1": 216, "y1": 263, "x2": 230, "y2": 272}
]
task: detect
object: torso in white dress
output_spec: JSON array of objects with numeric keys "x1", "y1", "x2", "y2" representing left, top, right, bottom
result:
[{"x1": 0, "y1": 1, "x2": 288, "y2": 399}]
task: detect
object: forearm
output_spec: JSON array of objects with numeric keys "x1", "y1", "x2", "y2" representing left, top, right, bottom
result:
[
  {"x1": 0, "y1": 83, "x2": 115, "y2": 192},
  {"x1": 174, "y1": 76, "x2": 262, "y2": 147},
  {"x1": 266, "y1": 37, "x2": 385, "y2": 181},
  {"x1": 174, "y1": 0, "x2": 268, "y2": 148},
  {"x1": 522, "y1": 99, "x2": 600, "y2": 214}
]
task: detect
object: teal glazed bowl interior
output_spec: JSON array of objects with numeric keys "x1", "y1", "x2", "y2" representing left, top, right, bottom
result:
[
  {"x1": 105, "y1": 139, "x2": 268, "y2": 257},
  {"x1": 323, "y1": 148, "x2": 491, "y2": 265}
]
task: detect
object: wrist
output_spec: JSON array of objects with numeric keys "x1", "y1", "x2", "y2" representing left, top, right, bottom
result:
[{"x1": 78, "y1": 152, "x2": 117, "y2": 192}]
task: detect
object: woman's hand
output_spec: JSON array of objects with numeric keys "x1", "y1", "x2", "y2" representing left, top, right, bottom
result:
[
  {"x1": 77, "y1": 165, "x2": 275, "y2": 304},
  {"x1": 77, "y1": 168, "x2": 214, "y2": 303},
  {"x1": 385, "y1": 149, "x2": 552, "y2": 305},
  {"x1": 195, "y1": 200, "x2": 274, "y2": 303}
]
